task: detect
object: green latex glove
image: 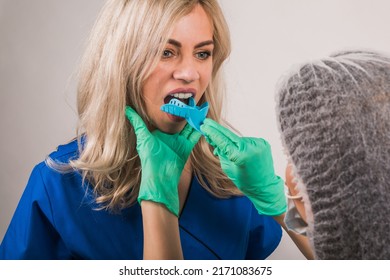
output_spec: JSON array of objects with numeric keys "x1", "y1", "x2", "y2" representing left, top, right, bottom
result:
[
  {"x1": 125, "y1": 106, "x2": 201, "y2": 216},
  {"x1": 200, "y1": 118, "x2": 286, "y2": 216}
]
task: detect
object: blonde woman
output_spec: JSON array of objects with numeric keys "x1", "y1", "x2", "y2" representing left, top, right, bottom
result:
[{"x1": 1, "y1": 0, "x2": 290, "y2": 259}]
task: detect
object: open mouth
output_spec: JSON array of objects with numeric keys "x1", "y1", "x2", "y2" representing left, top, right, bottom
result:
[
  {"x1": 160, "y1": 96, "x2": 209, "y2": 132},
  {"x1": 164, "y1": 93, "x2": 194, "y2": 106}
]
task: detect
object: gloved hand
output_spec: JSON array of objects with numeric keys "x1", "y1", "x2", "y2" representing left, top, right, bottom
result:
[
  {"x1": 125, "y1": 106, "x2": 201, "y2": 216},
  {"x1": 200, "y1": 118, "x2": 286, "y2": 216}
]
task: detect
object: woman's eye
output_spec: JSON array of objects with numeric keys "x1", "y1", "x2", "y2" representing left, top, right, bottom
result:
[
  {"x1": 196, "y1": 51, "x2": 212, "y2": 60},
  {"x1": 162, "y1": 50, "x2": 174, "y2": 58}
]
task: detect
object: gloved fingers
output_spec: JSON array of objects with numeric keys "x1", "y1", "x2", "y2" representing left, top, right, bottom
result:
[
  {"x1": 152, "y1": 130, "x2": 187, "y2": 158},
  {"x1": 125, "y1": 106, "x2": 151, "y2": 142},
  {"x1": 179, "y1": 123, "x2": 194, "y2": 138},
  {"x1": 201, "y1": 121, "x2": 240, "y2": 161},
  {"x1": 153, "y1": 128, "x2": 199, "y2": 159},
  {"x1": 180, "y1": 124, "x2": 201, "y2": 146},
  {"x1": 201, "y1": 118, "x2": 241, "y2": 144},
  {"x1": 152, "y1": 130, "x2": 178, "y2": 147}
]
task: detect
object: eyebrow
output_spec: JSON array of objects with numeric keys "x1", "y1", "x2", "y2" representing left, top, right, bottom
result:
[{"x1": 167, "y1": 39, "x2": 214, "y2": 48}]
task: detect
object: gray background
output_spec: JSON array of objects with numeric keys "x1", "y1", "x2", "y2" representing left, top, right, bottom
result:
[{"x1": 1, "y1": 0, "x2": 390, "y2": 259}]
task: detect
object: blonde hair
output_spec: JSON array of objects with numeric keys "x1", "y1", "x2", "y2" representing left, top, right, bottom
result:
[{"x1": 58, "y1": 0, "x2": 240, "y2": 211}]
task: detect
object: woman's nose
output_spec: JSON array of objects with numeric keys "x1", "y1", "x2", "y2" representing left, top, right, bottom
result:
[{"x1": 172, "y1": 58, "x2": 200, "y2": 83}]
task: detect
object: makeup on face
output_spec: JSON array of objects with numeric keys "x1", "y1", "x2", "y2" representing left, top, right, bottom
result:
[{"x1": 141, "y1": 4, "x2": 214, "y2": 133}]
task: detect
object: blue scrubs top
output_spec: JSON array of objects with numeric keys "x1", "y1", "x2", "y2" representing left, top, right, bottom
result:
[{"x1": 0, "y1": 140, "x2": 282, "y2": 260}]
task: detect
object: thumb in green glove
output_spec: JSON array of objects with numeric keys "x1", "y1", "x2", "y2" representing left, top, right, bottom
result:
[
  {"x1": 125, "y1": 106, "x2": 201, "y2": 216},
  {"x1": 200, "y1": 118, "x2": 286, "y2": 216}
]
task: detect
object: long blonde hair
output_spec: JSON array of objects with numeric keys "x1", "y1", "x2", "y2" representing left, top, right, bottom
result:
[{"x1": 64, "y1": 0, "x2": 240, "y2": 211}]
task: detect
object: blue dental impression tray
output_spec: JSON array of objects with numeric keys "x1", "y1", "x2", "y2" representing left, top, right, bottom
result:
[{"x1": 161, "y1": 97, "x2": 209, "y2": 133}]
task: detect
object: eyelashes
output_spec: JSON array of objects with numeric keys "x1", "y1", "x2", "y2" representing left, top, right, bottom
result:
[
  {"x1": 196, "y1": 51, "x2": 212, "y2": 60},
  {"x1": 162, "y1": 49, "x2": 174, "y2": 58},
  {"x1": 161, "y1": 49, "x2": 213, "y2": 60}
]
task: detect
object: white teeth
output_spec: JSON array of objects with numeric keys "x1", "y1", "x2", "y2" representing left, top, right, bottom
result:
[{"x1": 171, "y1": 93, "x2": 192, "y2": 99}]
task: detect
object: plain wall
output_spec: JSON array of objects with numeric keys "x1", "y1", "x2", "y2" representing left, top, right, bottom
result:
[{"x1": 1, "y1": 0, "x2": 390, "y2": 260}]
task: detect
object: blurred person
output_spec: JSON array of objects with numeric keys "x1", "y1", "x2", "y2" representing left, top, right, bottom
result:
[{"x1": 277, "y1": 50, "x2": 390, "y2": 259}]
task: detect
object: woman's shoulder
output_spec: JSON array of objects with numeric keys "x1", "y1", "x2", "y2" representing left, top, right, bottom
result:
[
  {"x1": 29, "y1": 138, "x2": 85, "y2": 199},
  {"x1": 31, "y1": 138, "x2": 82, "y2": 186},
  {"x1": 46, "y1": 138, "x2": 80, "y2": 164}
]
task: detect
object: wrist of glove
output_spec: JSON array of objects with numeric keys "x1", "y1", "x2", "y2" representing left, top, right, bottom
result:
[
  {"x1": 242, "y1": 174, "x2": 286, "y2": 216},
  {"x1": 137, "y1": 155, "x2": 183, "y2": 216},
  {"x1": 200, "y1": 118, "x2": 287, "y2": 216}
]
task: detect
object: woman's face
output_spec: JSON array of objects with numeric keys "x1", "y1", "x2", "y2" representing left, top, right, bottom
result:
[{"x1": 142, "y1": 4, "x2": 214, "y2": 134}]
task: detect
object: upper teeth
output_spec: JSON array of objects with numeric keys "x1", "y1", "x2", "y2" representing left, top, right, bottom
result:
[{"x1": 171, "y1": 93, "x2": 193, "y2": 99}]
